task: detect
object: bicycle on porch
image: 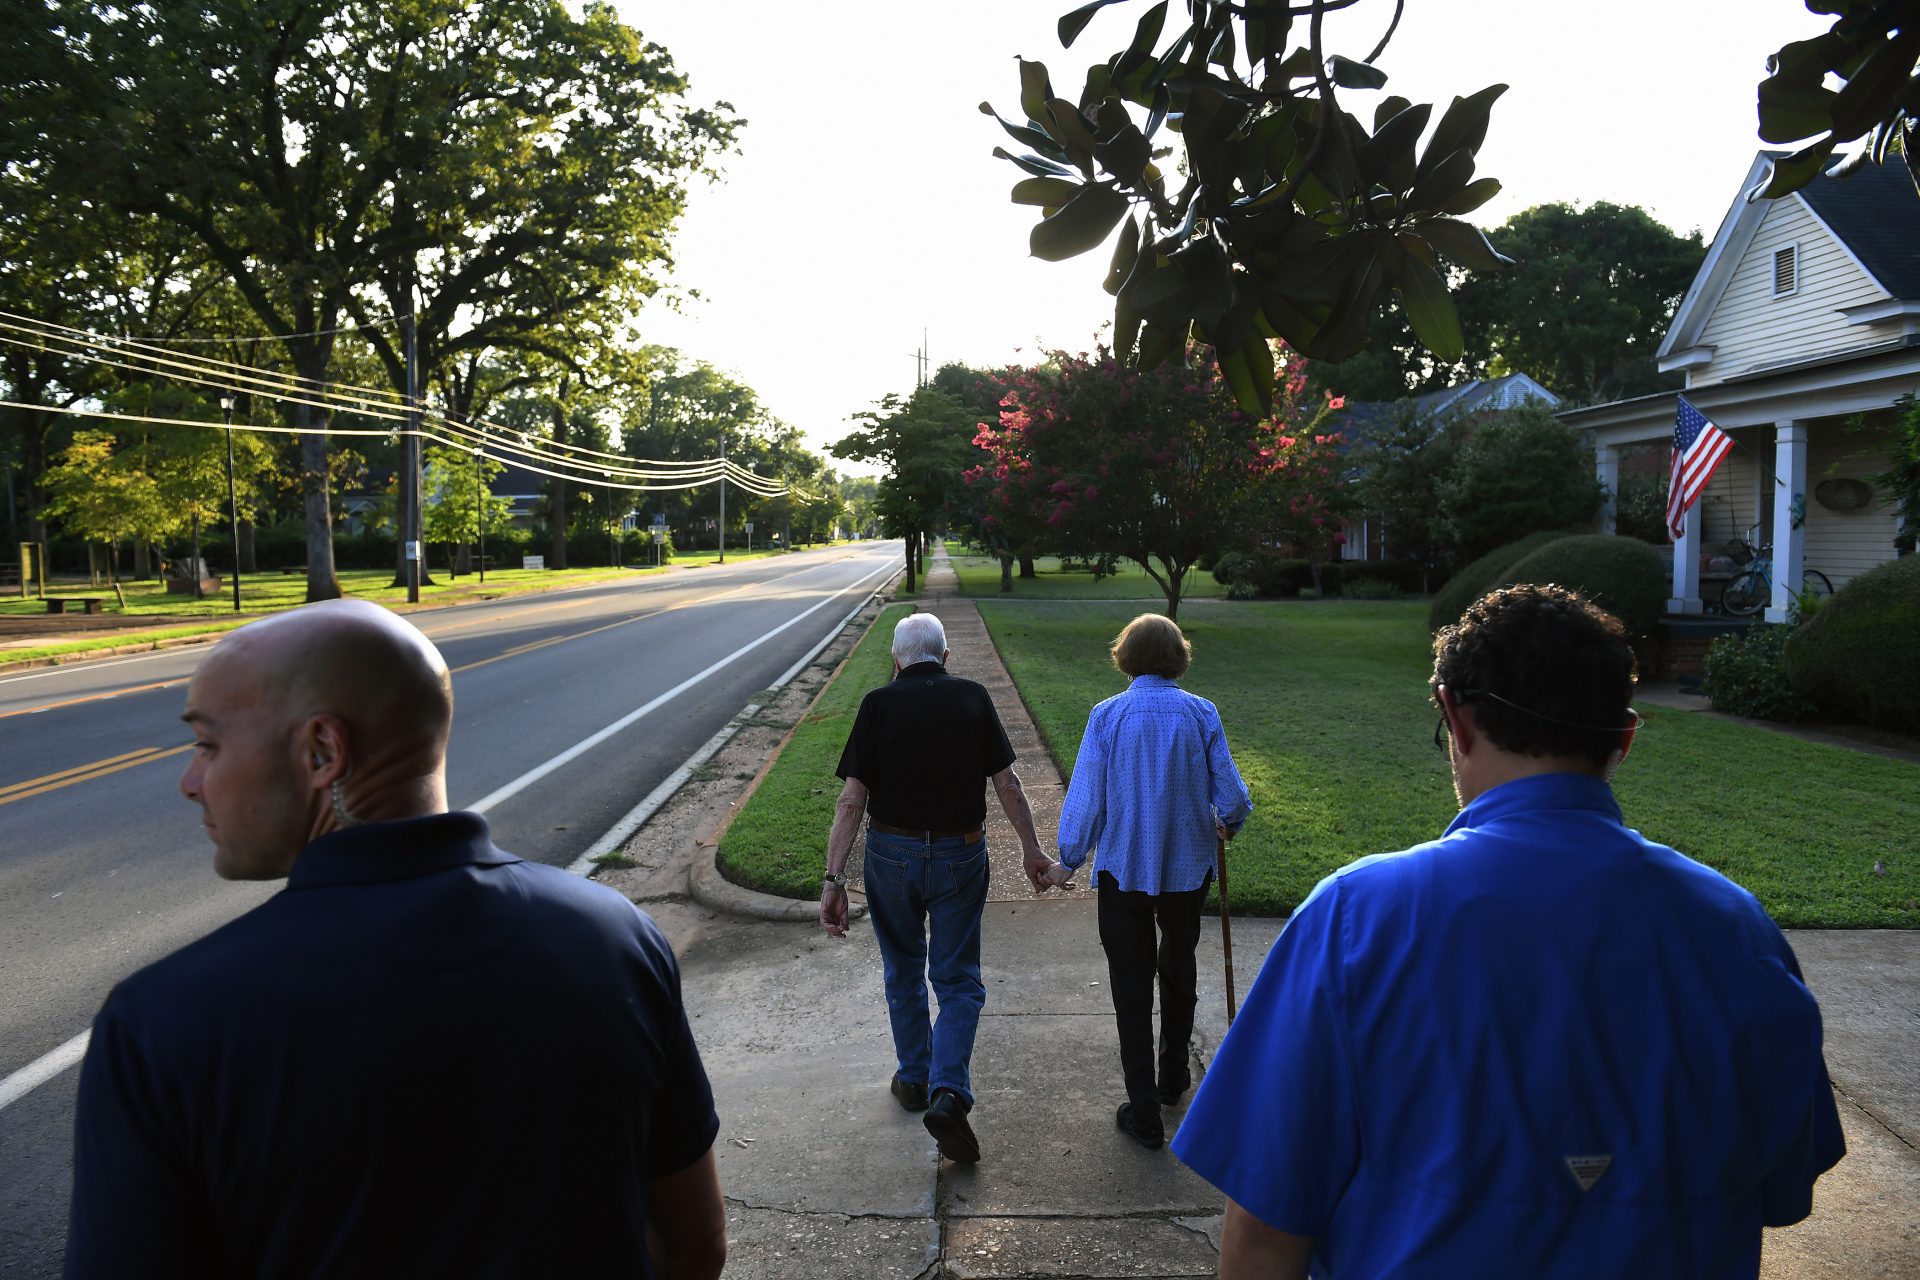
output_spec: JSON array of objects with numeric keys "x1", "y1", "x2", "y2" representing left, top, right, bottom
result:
[{"x1": 1717, "y1": 526, "x2": 1832, "y2": 617}]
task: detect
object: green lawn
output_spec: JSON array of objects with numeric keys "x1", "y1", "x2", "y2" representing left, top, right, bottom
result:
[
  {"x1": 947, "y1": 552, "x2": 1226, "y2": 603},
  {"x1": 974, "y1": 599, "x2": 1919, "y2": 928},
  {"x1": 715, "y1": 603, "x2": 913, "y2": 896}
]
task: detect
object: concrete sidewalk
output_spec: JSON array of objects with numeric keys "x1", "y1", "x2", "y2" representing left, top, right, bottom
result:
[{"x1": 675, "y1": 545, "x2": 1919, "y2": 1278}]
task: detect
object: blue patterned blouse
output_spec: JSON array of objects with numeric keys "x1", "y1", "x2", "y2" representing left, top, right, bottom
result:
[{"x1": 1056, "y1": 675, "x2": 1252, "y2": 894}]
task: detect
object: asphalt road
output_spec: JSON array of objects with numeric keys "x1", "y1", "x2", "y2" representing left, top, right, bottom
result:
[{"x1": 0, "y1": 540, "x2": 901, "y2": 1274}]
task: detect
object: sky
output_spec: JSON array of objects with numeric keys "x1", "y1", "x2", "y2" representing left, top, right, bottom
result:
[{"x1": 615, "y1": 0, "x2": 1836, "y2": 465}]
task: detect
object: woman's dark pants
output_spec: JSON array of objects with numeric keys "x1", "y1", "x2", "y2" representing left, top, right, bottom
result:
[{"x1": 1096, "y1": 869, "x2": 1210, "y2": 1112}]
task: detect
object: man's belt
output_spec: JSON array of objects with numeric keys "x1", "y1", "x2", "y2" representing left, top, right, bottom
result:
[{"x1": 870, "y1": 819, "x2": 984, "y2": 843}]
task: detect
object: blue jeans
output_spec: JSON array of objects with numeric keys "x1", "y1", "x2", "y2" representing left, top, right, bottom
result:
[{"x1": 864, "y1": 829, "x2": 989, "y2": 1105}]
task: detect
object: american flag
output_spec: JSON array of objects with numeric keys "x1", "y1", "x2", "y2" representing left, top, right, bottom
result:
[{"x1": 1667, "y1": 397, "x2": 1733, "y2": 541}]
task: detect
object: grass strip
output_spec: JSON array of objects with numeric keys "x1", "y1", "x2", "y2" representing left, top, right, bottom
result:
[
  {"x1": 947, "y1": 553, "x2": 1226, "y2": 602},
  {"x1": 975, "y1": 599, "x2": 1919, "y2": 928},
  {"x1": 716, "y1": 603, "x2": 914, "y2": 897}
]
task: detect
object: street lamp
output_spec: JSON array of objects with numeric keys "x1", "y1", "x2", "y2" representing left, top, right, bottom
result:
[
  {"x1": 471, "y1": 447, "x2": 486, "y2": 584},
  {"x1": 219, "y1": 394, "x2": 240, "y2": 612}
]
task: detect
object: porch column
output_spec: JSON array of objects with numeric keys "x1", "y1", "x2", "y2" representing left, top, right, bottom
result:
[
  {"x1": 1765, "y1": 421, "x2": 1810, "y2": 623},
  {"x1": 1668, "y1": 506, "x2": 1703, "y2": 614},
  {"x1": 1595, "y1": 445, "x2": 1620, "y2": 535}
]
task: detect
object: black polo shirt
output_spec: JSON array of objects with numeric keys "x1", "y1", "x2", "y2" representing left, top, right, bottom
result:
[
  {"x1": 836, "y1": 659, "x2": 1017, "y2": 830},
  {"x1": 66, "y1": 812, "x2": 718, "y2": 1279}
]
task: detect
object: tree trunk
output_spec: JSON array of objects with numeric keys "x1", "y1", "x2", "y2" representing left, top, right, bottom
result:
[
  {"x1": 455, "y1": 542, "x2": 471, "y2": 575},
  {"x1": 1165, "y1": 567, "x2": 1184, "y2": 622},
  {"x1": 87, "y1": 542, "x2": 100, "y2": 587},
  {"x1": 238, "y1": 520, "x2": 257, "y2": 574},
  {"x1": 903, "y1": 535, "x2": 916, "y2": 593},
  {"x1": 1307, "y1": 553, "x2": 1323, "y2": 595},
  {"x1": 190, "y1": 514, "x2": 203, "y2": 599},
  {"x1": 1018, "y1": 554, "x2": 1036, "y2": 579},
  {"x1": 134, "y1": 539, "x2": 150, "y2": 580},
  {"x1": 915, "y1": 533, "x2": 925, "y2": 575},
  {"x1": 999, "y1": 553, "x2": 1013, "y2": 592}
]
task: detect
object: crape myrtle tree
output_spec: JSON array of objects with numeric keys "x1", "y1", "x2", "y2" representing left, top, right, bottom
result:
[
  {"x1": 985, "y1": 0, "x2": 1511, "y2": 415},
  {"x1": 1253, "y1": 357, "x2": 1357, "y2": 593},
  {"x1": 32, "y1": 0, "x2": 737, "y2": 603},
  {"x1": 970, "y1": 344, "x2": 1346, "y2": 619}
]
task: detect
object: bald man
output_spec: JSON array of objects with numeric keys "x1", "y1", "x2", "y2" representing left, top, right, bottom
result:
[{"x1": 64, "y1": 601, "x2": 727, "y2": 1279}]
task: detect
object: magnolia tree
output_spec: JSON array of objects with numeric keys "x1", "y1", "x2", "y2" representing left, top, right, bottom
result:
[{"x1": 969, "y1": 344, "x2": 1350, "y2": 617}]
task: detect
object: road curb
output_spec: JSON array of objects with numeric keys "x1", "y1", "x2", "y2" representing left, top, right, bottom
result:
[{"x1": 688, "y1": 843, "x2": 868, "y2": 924}]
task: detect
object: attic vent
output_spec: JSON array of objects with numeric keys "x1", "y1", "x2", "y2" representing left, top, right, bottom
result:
[{"x1": 1772, "y1": 244, "x2": 1798, "y2": 297}]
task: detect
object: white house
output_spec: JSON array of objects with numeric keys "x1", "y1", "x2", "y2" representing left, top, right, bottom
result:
[{"x1": 1560, "y1": 154, "x2": 1919, "y2": 622}]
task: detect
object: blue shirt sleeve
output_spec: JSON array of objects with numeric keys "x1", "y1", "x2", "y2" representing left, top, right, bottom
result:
[
  {"x1": 1199, "y1": 699, "x2": 1251, "y2": 832},
  {"x1": 1056, "y1": 702, "x2": 1109, "y2": 872},
  {"x1": 1170, "y1": 878, "x2": 1359, "y2": 1237}
]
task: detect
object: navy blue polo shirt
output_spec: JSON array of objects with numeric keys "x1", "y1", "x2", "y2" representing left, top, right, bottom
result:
[
  {"x1": 66, "y1": 812, "x2": 718, "y2": 1279},
  {"x1": 1173, "y1": 773, "x2": 1844, "y2": 1278},
  {"x1": 837, "y1": 660, "x2": 1016, "y2": 830}
]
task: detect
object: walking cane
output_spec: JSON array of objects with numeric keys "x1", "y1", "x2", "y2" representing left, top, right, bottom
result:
[{"x1": 1216, "y1": 835, "x2": 1238, "y2": 1026}]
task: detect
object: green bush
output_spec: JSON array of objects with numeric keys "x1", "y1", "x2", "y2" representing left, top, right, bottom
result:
[
  {"x1": 1340, "y1": 558, "x2": 1426, "y2": 594},
  {"x1": 1343, "y1": 576, "x2": 1406, "y2": 599},
  {"x1": 1785, "y1": 555, "x2": 1920, "y2": 732},
  {"x1": 1248, "y1": 552, "x2": 1342, "y2": 598},
  {"x1": 1428, "y1": 530, "x2": 1572, "y2": 630},
  {"x1": 1497, "y1": 534, "x2": 1670, "y2": 642},
  {"x1": 1702, "y1": 625, "x2": 1814, "y2": 721},
  {"x1": 1212, "y1": 551, "x2": 1251, "y2": 586},
  {"x1": 1224, "y1": 578, "x2": 1259, "y2": 600}
]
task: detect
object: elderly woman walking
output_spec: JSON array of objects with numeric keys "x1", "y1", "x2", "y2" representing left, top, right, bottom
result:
[{"x1": 1047, "y1": 613, "x2": 1251, "y2": 1150}]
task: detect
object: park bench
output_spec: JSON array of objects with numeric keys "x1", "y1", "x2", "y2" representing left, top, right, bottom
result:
[{"x1": 46, "y1": 597, "x2": 106, "y2": 615}]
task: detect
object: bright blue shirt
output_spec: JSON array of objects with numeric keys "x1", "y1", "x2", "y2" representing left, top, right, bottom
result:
[
  {"x1": 1171, "y1": 773, "x2": 1844, "y2": 1279},
  {"x1": 1056, "y1": 675, "x2": 1252, "y2": 894}
]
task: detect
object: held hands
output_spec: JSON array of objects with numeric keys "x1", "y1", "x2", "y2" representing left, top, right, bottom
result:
[
  {"x1": 1025, "y1": 847, "x2": 1077, "y2": 894},
  {"x1": 820, "y1": 881, "x2": 849, "y2": 938},
  {"x1": 1043, "y1": 860, "x2": 1076, "y2": 890}
]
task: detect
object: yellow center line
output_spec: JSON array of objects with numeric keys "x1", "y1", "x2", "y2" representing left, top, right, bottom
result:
[
  {"x1": 418, "y1": 594, "x2": 601, "y2": 637},
  {"x1": 0, "y1": 678, "x2": 189, "y2": 723},
  {"x1": 0, "y1": 743, "x2": 193, "y2": 808}
]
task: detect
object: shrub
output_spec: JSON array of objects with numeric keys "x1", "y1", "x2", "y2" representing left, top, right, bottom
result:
[
  {"x1": 1343, "y1": 576, "x2": 1406, "y2": 599},
  {"x1": 1246, "y1": 552, "x2": 1342, "y2": 598},
  {"x1": 1785, "y1": 555, "x2": 1920, "y2": 732},
  {"x1": 1224, "y1": 578, "x2": 1258, "y2": 600},
  {"x1": 1340, "y1": 558, "x2": 1426, "y2": 594},
  {"x1": 1212, "y1": 551, "x2": 1251, "y2": 586},
  {"x1": 1438, "y1": 403, "x2": 1606, "y2": 560},
  {"x1": 1702, "y1": 625, "x2": 1815, "y2": 721},
  {"x1": 1428, "y1": 530, "x2": 1572, "y2": 630},
  {"x1": 1497, "y1": 534, "x2": 1670, "y2": 642}
]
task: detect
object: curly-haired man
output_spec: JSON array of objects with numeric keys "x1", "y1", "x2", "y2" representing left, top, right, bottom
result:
[{"x1": 1173, "y1": 584, "x2": 1844, "y2": 1279}]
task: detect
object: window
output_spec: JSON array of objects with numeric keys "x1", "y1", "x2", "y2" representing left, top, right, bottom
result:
[{"x1": 1772, "y1": 243, "x2": 1798, "y2": 297}]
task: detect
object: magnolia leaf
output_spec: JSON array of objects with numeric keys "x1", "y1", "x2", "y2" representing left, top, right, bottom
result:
[
  {"x1": 1326, "y1": 54, "x2": 1389, "y2": 91},
  {"x1": 1757, "y1": 74, "x2": 1839, "y2": 143},
  {"x1": 1029, "y1": 182, "x2": 1130, "y2": 261},
  {"x1": 1747, "y1": 137, "x2": 1838, "y2": 201},
  {"x1": 1116, "y1": 0, "x2": 1170, "y2": 78},
  {"x1": 1019, "y1": 59, "x2": 1055, "y2": 127},
  {"x1": 1104, "y1": 212, "x2": 1141, "y2": 295},
  {"x1": 980, "y1": 103, "x2": 1071, "y2": 159},
  {"x1": 1418, "y1": 216, "x2": 1512, "y2": 271},
  {"x1": 1373, "y1": 95, "x2": 1414, "y2": 132},
  {"x1": 1397, "y1": 252, "x2": 1464, "y2": 360},
  {"x1": 994, "y1": 145, "x2": 1074, "y2": 178},
  {"x1": 1359, "y1": 102, "x2": 1431, "y2": 191},
  {"x1": 1422, "y1": 84, "x2": 1507, "y2": 169},
  {"x1": 1058, "y1": 0, "x2": 1128, "y2": 48},
  {"x1": 1012, "y1": 176, "x2": 1084, "y2": 206},
  {"x1": 1436, "y1": 176, "x2": 1501, "y2": 216}
]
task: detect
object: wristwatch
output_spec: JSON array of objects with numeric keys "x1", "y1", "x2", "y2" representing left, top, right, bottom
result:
[{"x1": 823, "y1": 870, "x2": 848, "y2": 888}]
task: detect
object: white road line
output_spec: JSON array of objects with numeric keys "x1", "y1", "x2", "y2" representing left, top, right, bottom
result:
[
  {"x1": 562, "y1": 573, "x2": 897, "y2": 877},
  {"x1": 0, "y1": 551, "x2": 899, "y2": 1114},
  {"x1": 0, "y1": 1030, "x2": 89, "y2": 1112},
  {"x1": 469, "y1": 558, "x2": 895, "y2": 818}
]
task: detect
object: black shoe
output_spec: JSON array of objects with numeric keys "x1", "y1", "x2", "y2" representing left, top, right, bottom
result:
[
  {"x1": 1116, "y1": 1102, "x2": 1165, "y2": 1150},
  {"x1": 890, "y1": 1074, "x2": 929, "y2": 1113},
  {"x1": 923, "y1": 1089, "x2": 980, "y2": 1163},
  {"x1": 1156, "y1": 1072, "x2": 1192, "y2": 1106}
]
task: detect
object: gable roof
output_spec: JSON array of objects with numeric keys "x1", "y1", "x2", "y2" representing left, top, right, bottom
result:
[
  {"x1": 1660, "y1": 152, "x2": 1920, "y2": 361},
  {"x1": 1797, "y1": 160, "x2": 1920, "y2": 298},
  {"x1": 1335, "y1": 374, "x2": 1561, "y2": 449}
]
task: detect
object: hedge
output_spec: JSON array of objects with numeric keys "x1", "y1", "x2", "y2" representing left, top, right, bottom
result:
[
  {"x1": 1497, "y1": 534, "x2": 1670, "y2": 642},
  {"x1": 1785, "y1": 554, "x2": 1920, "y2": 733},
  {"x1": 1427, "y1": 530, "x2": 1572, "y2": 630},
  {"x1": 1214, "y1": 550, "x2": 1343, "y2": 597}
]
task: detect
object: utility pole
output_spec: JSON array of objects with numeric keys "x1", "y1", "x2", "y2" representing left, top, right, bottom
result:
[
  {"x1": 404, "y1": 309, "x2": 420, "y2": 603},
  {"x1": 472, "y1": 447, "x2": 485, "y2": 583},
  {"x1": 221, "y1": 394, "x2": 240, "y2": 611},
  {"x1": 717, "y1": 425, "x2": 727, "y2": 563}
]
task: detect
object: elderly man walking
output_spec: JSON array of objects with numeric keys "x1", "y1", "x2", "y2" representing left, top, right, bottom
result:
[
  {"x1": 821, "y1": 611, "x2": 1051, "y2": 1164},
  {"x1": 1172, "y1": 585, "x2": 1844, "y2": 1279},
  {"x1": 65, "y1": 600, "x2": 726, "y2": 1280}
]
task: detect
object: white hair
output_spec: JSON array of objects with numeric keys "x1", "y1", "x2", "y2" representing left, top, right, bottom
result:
[{"x1": 892, "y1": 612, "x2": 947, "y2": 666}]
